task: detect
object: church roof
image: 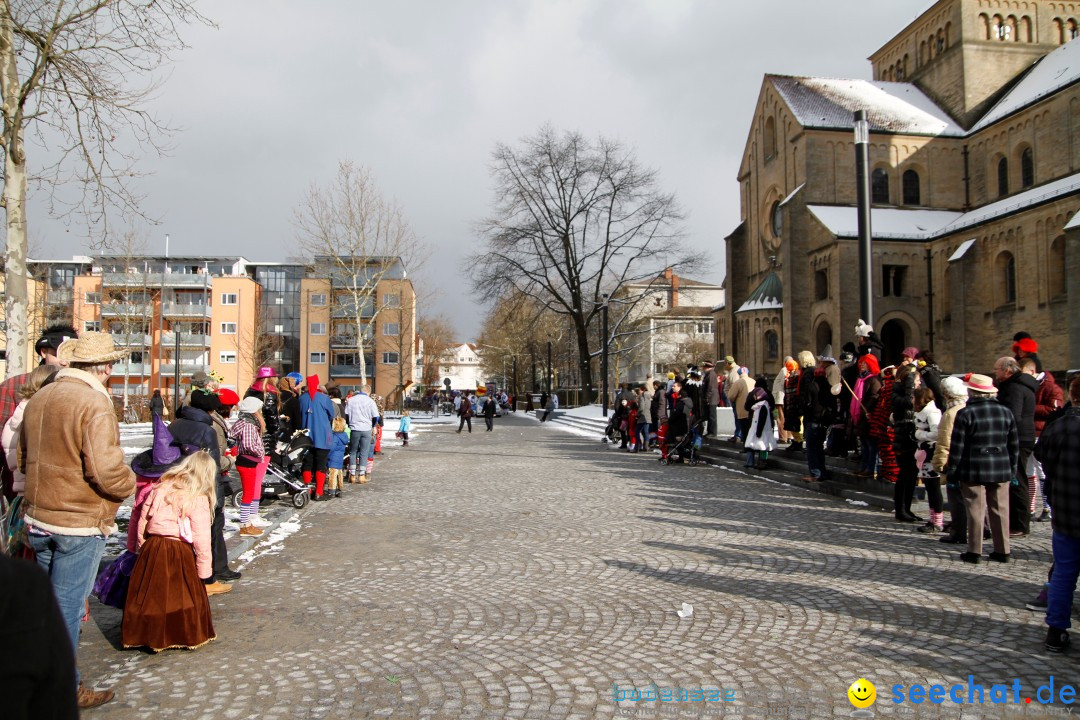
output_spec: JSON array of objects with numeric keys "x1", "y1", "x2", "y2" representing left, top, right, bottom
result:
[
  {"x1": 1066, "y1": 210, "x2": 1080, "y2": 231},
  {"x1": 736, "y1": 272, "x2": 783, "y2": 314},
  {"x1": 768, "y1": 76, "x2": 965, "y2": 137},
  {"x1": 806, "y1": 169, "x2": 1080, "y2": 240},
  {"x1": 971, "y1": 37, "x2": 1080, "y2": 132}
]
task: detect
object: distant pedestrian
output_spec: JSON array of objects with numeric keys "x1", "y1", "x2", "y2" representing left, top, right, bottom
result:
[
  {"x1": 327, "y1": 416, "x2": 349, "y2": 499},
  {"x1": 149, "y1": 389, "x2": 164, "y2": 418},
  {"x1": 995, "y1": 355, "x2": 1037, "y2": 537},
  {"x1": 933, "y1": 377, "x2": 969, "y2": 545},
  {"x1": 701, "y1": 360, "x2": 720, "y2": 437},
  {"x1": 541, "y1": 392, "x2": 558, "y2": 422},
  {"x1": 457, "y1": 394, "x2": 474, "y2": 433},
  {"x1": 482, "y1": 394, "x2": 497, "y2": 431},
  {"x1": 744, "y1": 376, "x2": 776, "y2": 470},
  {"x1": 399, "y1": 410, "x2": 412, "y2": 446}
]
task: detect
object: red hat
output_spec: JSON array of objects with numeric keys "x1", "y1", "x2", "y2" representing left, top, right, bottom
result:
[
  {"x1": 858, "y1": 354, "x2": 880, "y2": 375},
  {"x1": 1012, "y1": 337, "x2": 1038, "y2": 355},
  {"x1": 216, "y1": 388, "x2": 240, "y2": 407}
]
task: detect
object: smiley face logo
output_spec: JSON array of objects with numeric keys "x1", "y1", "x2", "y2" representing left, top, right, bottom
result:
[{"x1": 848, "y1": 678, "x2": 876, "y2": 709}]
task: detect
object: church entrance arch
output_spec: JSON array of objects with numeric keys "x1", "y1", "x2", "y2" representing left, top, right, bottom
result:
[{"x1": 881, "y1": 319, "x2": 909, "y2": 366}]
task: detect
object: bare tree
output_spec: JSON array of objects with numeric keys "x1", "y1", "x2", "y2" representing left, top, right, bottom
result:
[
  {"x1": 236, "y1": 302, "x2": 283, "y2": 382},
  {"x1": 0, "y1": 1, "x2": 212, "y2": 378},
  {"x1": 294, "y1": 161, "x2": 425, "y2": 386},
  {"x1": 417, "y1": 312, "x2": 455, "y2": 389},
  {"x1": 470, "y1": 125, "x2": 694, "y2": 403}
]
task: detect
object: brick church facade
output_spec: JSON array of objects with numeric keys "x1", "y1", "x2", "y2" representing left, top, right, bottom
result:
[{"x1": 721, "y1": 0, "x2": 1080, "y2": 375}]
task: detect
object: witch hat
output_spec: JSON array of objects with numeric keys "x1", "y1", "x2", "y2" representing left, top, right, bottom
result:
[{"x1": 131, "y1": 413, "x2": 182, "y2": 478}]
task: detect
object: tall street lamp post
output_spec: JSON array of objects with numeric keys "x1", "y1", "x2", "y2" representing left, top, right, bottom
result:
[
  {"x1": 602, "y1": 293, "x2": 610, "y2": 418},
  {"x1": 546, "y1": 340, "x2": 552, "y2": 395},
  {"x1": 854, "y1": 109, "x2": 874, "y2": 323}
]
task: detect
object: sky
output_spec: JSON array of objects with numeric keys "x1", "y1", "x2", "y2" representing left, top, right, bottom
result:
[{"x1": 24, "y1": 0, "x2": 935, "y2": 339}]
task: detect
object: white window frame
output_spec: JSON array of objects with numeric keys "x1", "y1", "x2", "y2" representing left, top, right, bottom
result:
[
  {"x1": 382, "y1": 293, "x2": 401, "y2": 308},
  {"x1": 310, "y1": 293, "x2": 328, "y2": 306},
  {"x1": 310, "y1": 352, "x2": 326, "y2": 364},
  {"x1": 382, "y1": 352, "x2": 400, "y2": 365},
  {"x1": 274, "y1": 324, "x2": 284, "y2": 334},
  {"x1": 310, "y1": 322, "x2": 326, "y2": 336},
  {"x1": 383, "y1": 322, "x2": 399, "y2": 336},
  {"x1": 84, "y1": 321, "x2": 101, "y2": 332},
  {"x1": 84, "y1": 292, "x2": 101, "y2": 305},
  {"x1": 220, "y1": 322, "x2": 237, "y2": 335},
  {"x1": 219, "y1": 351, "x2": 237, "y2": 364},
  {"x1": 220, "y1": 293, "x2": 238, "y2": 306}
]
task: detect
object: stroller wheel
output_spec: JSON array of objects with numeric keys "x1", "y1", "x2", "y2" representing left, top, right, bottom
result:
[
  {"x1": 292, "y1": 491, "x2": 309, "y2": 509},
  {"x1": 231, "y1": 490, "x2": 244, "y2": 508}
]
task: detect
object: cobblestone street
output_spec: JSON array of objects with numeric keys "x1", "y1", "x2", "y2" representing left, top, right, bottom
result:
[{"x1": 79, "y1": 414, "x2": 1077, "y2": 719}]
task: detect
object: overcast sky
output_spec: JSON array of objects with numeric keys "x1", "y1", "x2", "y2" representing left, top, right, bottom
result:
[{"x1": 26, "y1": 1, "x2": 933, "y2": 339}]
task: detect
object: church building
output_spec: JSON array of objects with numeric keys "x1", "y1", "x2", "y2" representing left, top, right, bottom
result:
[{"x1": 721, "y1": 0, "x2": 1080, "y2": 374}]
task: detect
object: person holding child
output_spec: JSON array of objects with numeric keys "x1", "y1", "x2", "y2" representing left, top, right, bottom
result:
[{"x1": 122, "y1": 452, "x2": 219, "y2": 653}]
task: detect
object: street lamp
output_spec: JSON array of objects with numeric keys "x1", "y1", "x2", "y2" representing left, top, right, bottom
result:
[
  {"x1": 546, "y1": 339, "x2": 552, "y2": 395},
  {"x1": 602, "y1": 293, "x2": 610, "y2": 418},
  {"x1": 854, "y1": 109, "x2": 874, "y2": 324}
]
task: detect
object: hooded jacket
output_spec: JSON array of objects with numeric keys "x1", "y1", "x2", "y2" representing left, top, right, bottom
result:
[
  {"x1": 299, "y1": 374, "x2": 337, "y2": 450},
  {"x1": 1034, "y1": 372, "x2": 1064, "y2": 436},
  {"x1": 997, "y1": 372, "x2": 1038, "y2": 448}
]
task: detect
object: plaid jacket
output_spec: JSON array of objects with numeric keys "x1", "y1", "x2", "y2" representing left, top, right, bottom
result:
[
  {"x1": 945, "y1": 396, "x2": 1019, "y2": 485},
  {"x1": 1035, "y1": 407, "x2": 1080, "y2": 538}
]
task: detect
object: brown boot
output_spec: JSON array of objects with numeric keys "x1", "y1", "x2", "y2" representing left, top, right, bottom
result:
[
  {"x1": 239, "y1": 524, "x2": 263, "y2": 537},
  {"x1": 358, "y1": 474, "x2": 369, "y2": 484},
  {"x1": 204, "y1": 581, "x2": 234, "y2": 596},
  {"x1": 348, "y1": 474, "x2": 357, "y2": 484},
  {"x1": 77, "y1": 684, "x2": 115, "y2": 710}
]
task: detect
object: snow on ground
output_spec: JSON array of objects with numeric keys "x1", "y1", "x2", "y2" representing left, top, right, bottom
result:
[{"x1": 234, "y1": 518, "x2": 303, "y2": 568}]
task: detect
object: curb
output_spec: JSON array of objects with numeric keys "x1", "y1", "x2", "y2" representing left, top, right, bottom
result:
[{"x1": 226, "y1": 505, "x2": 299, "y2": 565}]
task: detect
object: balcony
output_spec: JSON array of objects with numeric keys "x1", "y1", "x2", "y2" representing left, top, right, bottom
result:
[
  {"x1": 329, "y1": 364, "x2": 366, "y2": 378},
  {"x1": 161, "y1": 331, "x2": 210, "y2": 348},
  {"x1": 100, "y1": 302, "x2": 152, "y2": 317},
  {"x1": 109, "y1": 333, "x2": 152, "y2": 347},
  {"x1": 329, "y1": 334, "x2": 372, "y2": 348},
  {"x1": 159, "y1": 361, "x2": 206, "y2": 375},
  {"x1": 329, "y1": 304, "x2": 376, "y2": 319},
  {"x1": 103, "y1": 272, "x2": 211, "y2": 288},
  {"x1": 48, "y1": 288, "x2": 73, "y2": 305},
  {"x1": 161, "y1": 302, "x2": 211, "y2": 318},
  {"x1": 112, "y1": 362, "x2": 151, "y2": 376}
]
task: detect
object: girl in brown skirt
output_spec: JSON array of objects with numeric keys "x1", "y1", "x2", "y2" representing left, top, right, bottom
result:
[{"x1": 123, "y1": 452, "x2": 218, "y2": 652}]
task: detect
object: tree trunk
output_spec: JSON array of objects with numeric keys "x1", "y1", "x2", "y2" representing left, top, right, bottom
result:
[
  {"x1": 1, "y1": 4, "x2": 28, "y2": 379},
  {"x1": 572, "y1": 315, "x2": 595, "y2": 404}
]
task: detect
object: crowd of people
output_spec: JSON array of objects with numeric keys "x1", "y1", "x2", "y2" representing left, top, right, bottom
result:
[{"x1": 0, "y1": 328, "x2": 411, "y2": 714}]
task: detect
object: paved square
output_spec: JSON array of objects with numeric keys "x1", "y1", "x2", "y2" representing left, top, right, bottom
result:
[{"x1": 79, "y1": 414, "x2": 1078, "y2": 718}]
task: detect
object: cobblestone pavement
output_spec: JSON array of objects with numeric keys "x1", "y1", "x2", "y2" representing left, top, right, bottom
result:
[{"x1": 79, "y1": 413, "x2": 1078, "y2": 719}]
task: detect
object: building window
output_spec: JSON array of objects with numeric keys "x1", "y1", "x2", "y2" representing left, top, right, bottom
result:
[
  {"x1": 309, "y1": 322, "x2": 326, "y2": 335},
  {"x1": 765, "y1": 330, "x2": 779, "y2": 360},
  {"x1": 84, "y1": 292, "x2": 101, "y2": 305},
  {"x1": 273, "y1": 324, "x2": 284, "y2": 334},
  {"x1": 882, "y1": 265, "x2": 907, "y2": 297},
  {"x1": 763, "y1": 116, "x2": 776, "y2": 160},
  {"x1": 871, "y1": 168, "x2": 890, "y2": 204},
  {"x1": 814, "y1": 269, "x2": 829, "y2": 301},
  {"x1": 1020, "y1": 147, "x2": 1034, "y2": 189},
  {"x1": 220, "y1": 351, "x2": 237, "y2": 364},
  {"x1": 770, "y1": 201, "x2": 782, "y2": 239},
  {"x1": 997, "y1": 157, "x2": 1009, "y2": 197},
  {"x1": 221, "y1": 293, "x2": 238, "y2": 305},
  {"x1": 310, "y1": 352, "x2": 326, "y2": 364},
  {"x1": 382, "y1": 293, "x2": 401, "y2": 308},
  {"x1": 383, "y1": 322, "x2": 399, "y2": 336},
  {"x1": 84, "y1": 321, "x2": 101, "y2": 332},
  {"x1": 1049, "y1": 236, "x2": 1066, "y2": 299},
  {"x1": 220, "y1": 322, "x2": 237, "y2": 335},
  {"x1": 695, "y1": 321, "x2": 713, "y2": 335},
  {"x1": 275, "y1": 297, "x2": 284, "y2": 305},
  {"x1": 996, "y1": 251, "x2": 1016, "y2": 304},
  {"x1": 382, "y1": 352, "x2": 400, "y2": 364},
  {"x1": 902, "y1": 169, "x2": 921, "y2": 205},
  {"x1": 310, "y1": 293, "x2": 328, "y2": 306}
]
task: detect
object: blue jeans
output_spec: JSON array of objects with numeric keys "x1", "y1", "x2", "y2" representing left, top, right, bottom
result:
[
  {"x1": 1047, "y1": 531, "x2": 1080, "y2": 630},
  {"x1": 348, "y1": 429, "x2": 372, "y2": 475},
  {"x1": 805, "y1": 422, "x2": 827, "y2": 477},
  {"x1": 860, "y1": 436, "x2": 879, "y2": 473},
  {"x1": 29, "y1": 532, "x2": 106, "y2": 685}
]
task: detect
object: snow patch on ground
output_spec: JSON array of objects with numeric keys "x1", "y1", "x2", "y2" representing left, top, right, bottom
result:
[
  {"x1": 235, "y1": 519, "x2": 303, "y2": 568},
  {"x1": 846, "y1": 499, "x2": 870, "y2": 507}
]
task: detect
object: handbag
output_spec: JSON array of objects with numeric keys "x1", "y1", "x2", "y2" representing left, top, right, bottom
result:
[
  {"x1": 92, "y1": 550, "x2": 138, "y2": 609},
  {"x1": 394, "y1": 431, "x2": 404, "y2": 439}
]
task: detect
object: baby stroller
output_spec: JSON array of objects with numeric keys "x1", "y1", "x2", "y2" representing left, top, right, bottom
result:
[
  {"x1": 662, "y1": 419, "x2": 703, "y2": 465},
  {"x1": 233, "y1": 429, "x2": 311, "y2": 508}
]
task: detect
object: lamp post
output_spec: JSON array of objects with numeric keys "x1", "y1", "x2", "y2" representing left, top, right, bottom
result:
[
  {"x1": 602, "y1": 293, "x2": 610, "y2": 417},
  {"x1": 854, "y1": 110, "x2": 874, "y2": 323},
  {"x1": 546, "y1": 339, "x2": 552, "y2": 395}
]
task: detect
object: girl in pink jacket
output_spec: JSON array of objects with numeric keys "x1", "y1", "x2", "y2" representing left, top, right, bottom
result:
[{"x1": 122, "y1": 452, "x2": 219, "y2": 652}]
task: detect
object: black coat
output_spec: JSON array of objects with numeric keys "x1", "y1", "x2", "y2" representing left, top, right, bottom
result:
[
  {"x1": 169, "y1": 406, "x2": 221, "y2": 463},
  {"x1": 946, "y1": 396, "x2": 1019, "y2": 485},
  {"x1": 668, "y1": 395, "x2": 694, "y2": 437},
  {"x1": 997, "y1": 373, "x2": 1038, "y2": 448},
  {"x1": 1036, "y1": 408, "x2": 1080, "y2": 538}
]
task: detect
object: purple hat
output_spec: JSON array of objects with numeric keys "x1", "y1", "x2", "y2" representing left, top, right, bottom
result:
[{"x1": 131, "y1": 414, "x2": 182, "y2": 478}]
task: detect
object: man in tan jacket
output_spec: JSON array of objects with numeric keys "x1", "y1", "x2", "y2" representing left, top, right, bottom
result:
[
  {"x1": 20, "y1": 333, "x2": 136, "y2": 710},
  {"x1": 726, "y1": 366, "x2": 756, "y2": 443}
]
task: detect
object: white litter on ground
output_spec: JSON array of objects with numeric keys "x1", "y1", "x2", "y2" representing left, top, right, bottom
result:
[
  {"x1": 235, "y1": 519, "x2": 303, "y2": 568},
  {"x1": 677, "y1": 602, "x2": 694, "y2": 619},
  {"x1": 846, "y1": 499, "x2": 870, "y2": 507}
]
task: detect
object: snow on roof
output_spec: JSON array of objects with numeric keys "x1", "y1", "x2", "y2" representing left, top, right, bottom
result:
[
  {"x1": 937, "y1": 171, "x2": 1080, "y2": 235},
  {"x1": 807, "y1": 206, "x2": 962, "y2": 240},
  {"x1": 971, "y1": 37, "x2": 1080, "y2": 132},
  {"x1": 1066, "y1": 211, "x2": 1080, "y2": 231},
  {"x1": 807, "y1": 170, "x2": 1080, "y2": 240},
  {"x1": 778, "y1": 184, "x2": 805, "y2": 208},
  {"x1": 736, "y1": 272, "x2": 783, "y2": 314},
  {"x1": 769, "y1": 76, "x2": 965, "y2": 137},
  {"x1": 948, "y1": 239, "x2": 977, "y2": 262}
]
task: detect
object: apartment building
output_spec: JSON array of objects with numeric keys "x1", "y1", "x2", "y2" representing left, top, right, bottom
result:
[{"x1": 28, "y1": 255, "x2": 418, "y2": 404}]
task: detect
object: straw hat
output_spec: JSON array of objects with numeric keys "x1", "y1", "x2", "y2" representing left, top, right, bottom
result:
[
  {"x1": 964, "y1": 373, "x2": 997, "y2": 395},
  {"x1": 56, "y1": 332, "x2": 129, "y2": 364}
]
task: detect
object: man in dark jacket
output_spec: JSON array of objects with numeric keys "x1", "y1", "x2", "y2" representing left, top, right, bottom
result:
[
  {"x1": 1036, "y1": 375, "x2": 1080, "y2": 652},
  {"x1": 947, "y1": 374, "x2": 1019, "y2": 564},
  {"x1": 701, "y1": 360, "x2": 720, "y2": 437},
  {"x1": 995, "y1": 356, "x2": 1038, "y2": 536},
  {"x1": 482, "y1": 395, "x2": 497, "y2": 431},
  {"x1": 1030, "y1": 358, "x2": 1063, "y2": 522}
]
